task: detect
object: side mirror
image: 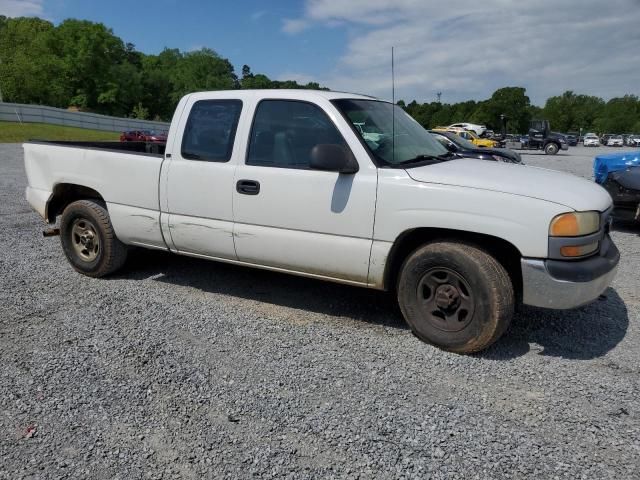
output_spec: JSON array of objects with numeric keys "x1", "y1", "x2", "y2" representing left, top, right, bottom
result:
[{"x1": 310, "y1": 144, "x2": 359, "y2": 174}]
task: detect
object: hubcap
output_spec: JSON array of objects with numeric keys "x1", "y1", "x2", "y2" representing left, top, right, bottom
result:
[
  {"x1": 71, "y1": 218, "x2": 100, "y2": 262},
  {"x1": 416, "y1": 268, "x2": 475, "y2": 332}
]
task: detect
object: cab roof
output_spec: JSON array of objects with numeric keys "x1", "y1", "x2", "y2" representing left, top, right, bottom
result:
[{"x1": 184, "y1": 89, "x2": 381, "y2": 103}]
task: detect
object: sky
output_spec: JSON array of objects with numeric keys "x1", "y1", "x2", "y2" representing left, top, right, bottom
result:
[{"x1": 2, "y1": 0, "x2": 640, "y2": 105}]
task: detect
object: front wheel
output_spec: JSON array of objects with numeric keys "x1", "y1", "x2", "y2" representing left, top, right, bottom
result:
[
  {"x1": 60, "y1": 200, "x2": 128, "y2": 277},
  {"x1": 544, "y1": 142, "x2": 559, "y2": 155},
  {"x1": 397, "y1": 242, "x2": 514, "y2": 354}
]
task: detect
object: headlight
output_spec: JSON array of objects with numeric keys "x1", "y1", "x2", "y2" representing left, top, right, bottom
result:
[{"x1": 549, "y1": 211, "x2": 600, "y2": 237}]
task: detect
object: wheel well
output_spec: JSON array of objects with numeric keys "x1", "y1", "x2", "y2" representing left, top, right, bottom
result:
[
  {"x1": 383, "y1": 228, "x2": 523, "y2": 299},
  {"x1": 46, "y1": 184, "x2": 105, "y2": 223}
]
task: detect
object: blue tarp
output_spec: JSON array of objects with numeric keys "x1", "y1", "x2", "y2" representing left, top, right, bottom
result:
[{"x1": 593, "y1": 151, "x2": 640, "y2": 184}]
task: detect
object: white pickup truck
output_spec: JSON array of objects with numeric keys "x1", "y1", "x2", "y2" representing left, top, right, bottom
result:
[{"x1": 24, "y1": 90, "x2": 620, "y2": 353}]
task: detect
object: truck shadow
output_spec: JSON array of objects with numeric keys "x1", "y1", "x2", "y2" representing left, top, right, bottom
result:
[
  {"x1": 119, "y1": 249, "x2": 406, "y2": 331},
  {"x1": 480, "y1": 288, "x2": 629, "y2": 361},
  {"x1": 117, "y1": 250, "x2": 629, "y2": 360}
]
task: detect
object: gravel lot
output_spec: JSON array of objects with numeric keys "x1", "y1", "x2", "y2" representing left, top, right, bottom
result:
[{"x1": 1, "y1": 143, "x2": 639, "y2": 479}]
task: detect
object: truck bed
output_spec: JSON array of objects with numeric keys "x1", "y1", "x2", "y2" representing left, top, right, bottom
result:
[{"x1": 24, "y1": 140, "x2": 167, "y2": 250}]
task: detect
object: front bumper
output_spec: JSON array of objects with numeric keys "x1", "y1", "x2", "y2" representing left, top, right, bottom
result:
[
  {"x1": 560, "y1": 143, "x2": 569, "y2": 150},
  {"x1": 521, "y1": 236, "x2": 619, "y2": 309}
]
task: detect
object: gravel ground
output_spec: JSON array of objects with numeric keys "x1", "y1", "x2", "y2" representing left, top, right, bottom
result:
[{"x1": 1, "y1": 143, "x2": 639, "y2": 479}]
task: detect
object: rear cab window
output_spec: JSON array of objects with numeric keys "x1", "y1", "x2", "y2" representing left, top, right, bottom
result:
[{"x1": 181, "y1": 100, "x2": 242, "y2": 162}]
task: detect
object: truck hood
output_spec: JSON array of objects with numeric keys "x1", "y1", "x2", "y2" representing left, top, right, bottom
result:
[{"x1": 405, "y1": 158, "x2": 612, "y2": 212}]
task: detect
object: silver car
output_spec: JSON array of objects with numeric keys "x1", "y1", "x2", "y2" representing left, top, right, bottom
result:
[
  {"x1": 584, "y1": 134, "x2": 600, "y2": 147},
  {"x1": 607, "y1": 135, "x2": 624, "y2": 147}
]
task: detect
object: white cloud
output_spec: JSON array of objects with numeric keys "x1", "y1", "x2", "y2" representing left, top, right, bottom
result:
[
  {"x1": 0, "y1": 0, "x2": 45, "y2": 17},
  {"x1": 282, "y1": 18, "x2": 309, "y2": 34},
  {"x1": 284, "y1": 0, "x2": 640, "y2": 104}
]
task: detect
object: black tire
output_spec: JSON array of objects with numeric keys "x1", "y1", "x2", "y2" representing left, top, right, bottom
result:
[
  {"x1": 544, "y1": 142, "x2": 559, "y2": 155},
  {"x1": 60, "y1": 200, "x2": 128, "y2": 277},
  {"x1": 397, "y1": 241, "x2": 514, "y2": 354}
]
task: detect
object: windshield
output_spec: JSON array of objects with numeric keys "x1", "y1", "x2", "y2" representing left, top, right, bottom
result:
[
  {"x1": 464, "y1": 131, "x2": 479, "y2": 140},
  {"x1": 332, "y1": 99, "x2": 448, "y2": 165}
]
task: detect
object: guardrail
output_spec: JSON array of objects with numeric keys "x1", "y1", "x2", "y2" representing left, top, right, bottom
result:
[{"x1": 0, "y1": 102, "x2": 169, "y2": 132}]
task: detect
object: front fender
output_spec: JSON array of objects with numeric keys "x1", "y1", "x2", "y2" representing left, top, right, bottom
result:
[{"x1": 374, "y1": 169, "x2": 568, "y2": 259}]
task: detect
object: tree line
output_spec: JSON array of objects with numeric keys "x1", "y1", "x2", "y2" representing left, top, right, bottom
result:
[
  {"x1": 0, "y1": 16, "x2": 325, "y2": 121},
  {"x1": 400, "y1": 88, "x2": 640, "y2": 134},
  {"x1": 1, "y1": 15, "x2": 638, "y2": 132}
]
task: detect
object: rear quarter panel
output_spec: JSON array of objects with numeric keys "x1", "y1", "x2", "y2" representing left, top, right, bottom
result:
[{"x1": 24, "y1": 142, "x2": 165, "y2": 248}]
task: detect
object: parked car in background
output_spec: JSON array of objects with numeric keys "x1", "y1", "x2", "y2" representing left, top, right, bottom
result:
[
  {"x1": 626, "y1": 134, "x2": 640, "y2": 147},
  {"x1": 607, "y1": 135, "x2": 624, "y2": 147},
  {"x1": 567, "y1": 132, "x2": 579, "y2": 144},
  {"x1": 600, "y1": 134, "x2": 613, "y2": 145},
  {"x1": 482, "y1": 130, "x2": 495, "y2": 139},
  {"x1": 594, "y1": 151, "x2": 640, "y2": 222},
  {"x1": 120, "y1": 130, "x2": 147, "y2": 142},
  {"x1": 583, "y1": 133, "x2": 600, "y2": 147},
  {"x1": 433, "y1": 127, "x2": 499, "y2": 148},
  {"x1": 429, "y1": 130, "x2": 522, "y2": 163},
  {"x1": 448, "y1": 123, "x2": 487, "y2": 136},
  {"x1": 564, "y1": 133, "x2": 578, "y2": 146},
  {"x1": 142, "y1": 130, "x2": 167, "y2": 143},
  {"x1": 120, "y1": 130, "x2": 167, "y2": 143}
]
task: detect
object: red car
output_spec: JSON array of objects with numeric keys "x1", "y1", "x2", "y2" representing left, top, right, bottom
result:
[{"x1": 119, "y1": 130, "x2": 167, "y2": 143}]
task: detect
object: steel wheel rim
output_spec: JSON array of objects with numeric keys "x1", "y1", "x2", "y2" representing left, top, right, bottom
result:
[
  {"x1": 416, "y1": 267, "x2": 475, "y2": 333},
  {"x1": 71, "y1": 218, "x2": 100, "y2": 262}
]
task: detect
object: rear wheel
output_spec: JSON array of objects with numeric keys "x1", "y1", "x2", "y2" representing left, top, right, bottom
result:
[
  {"x1": 544, "y1": 142, "x2": 559, "y2": 155},
  {"x1": 397, "y1": 241, "x2": 514, "y2": 354},
  {"x1": 60, "y1": 200, "x2": 128, "y2": 277}
]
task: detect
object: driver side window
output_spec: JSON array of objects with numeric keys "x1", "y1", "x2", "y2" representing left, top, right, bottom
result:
[{"x1": 246, "y1": 100, "x2": 349, "y2": 169}]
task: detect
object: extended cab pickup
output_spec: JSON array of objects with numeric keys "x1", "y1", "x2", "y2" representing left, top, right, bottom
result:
[{"x1": 24, "y1": 90, "x2": 620, "y2": 353}]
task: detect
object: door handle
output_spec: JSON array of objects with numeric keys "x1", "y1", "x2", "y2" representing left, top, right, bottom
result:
[{"x1": 236, "y1": 179, "x2": 260, "y2": 195}]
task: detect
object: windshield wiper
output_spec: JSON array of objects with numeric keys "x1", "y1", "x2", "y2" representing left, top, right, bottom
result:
[{"x1": 393, "y1": 152, "x2": 455, "y2": 167}]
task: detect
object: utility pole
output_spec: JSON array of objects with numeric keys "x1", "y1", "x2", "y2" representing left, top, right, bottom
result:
[{"x1": 436, "y1": 92, "x2": 442, "y2": 103}]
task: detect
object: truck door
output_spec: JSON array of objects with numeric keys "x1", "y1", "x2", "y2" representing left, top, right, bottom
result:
[
  {"x1": 528, "y1": 120, "x2": 546, "y2": 148},
  {"x1": 232, "y1": 99, "x2": 377, "y2": 284},
  {"x1": 161, "y1": 98, "x2": 243, "y2": 259}
]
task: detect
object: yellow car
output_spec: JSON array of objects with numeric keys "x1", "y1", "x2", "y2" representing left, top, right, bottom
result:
[{"x1": 433, "y1": 127, "x2": 499, "y2": 148}]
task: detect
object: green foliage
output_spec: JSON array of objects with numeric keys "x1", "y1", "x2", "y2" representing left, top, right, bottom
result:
[
  {"x1": 594, "y1": 95, "x2": 639, "y2": 133},
  {"x1": 131, "y1": 102, "x2": 149, "y2": 120},
  {"x1": 169, "y1": 48, "x2": 237, "y2": 104},
  {"x1": 402, "y1": 87, "x2": 640, "y2": 134},
  {"x1": 2, "y1": 14, "x2": 638, "y2": 132},
  {"x1": 542, "y1": 91, "x2": 605, "y2": 132},
  {"x1": 0, "y1": 16, "x2": 326, "y2": 120}
]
